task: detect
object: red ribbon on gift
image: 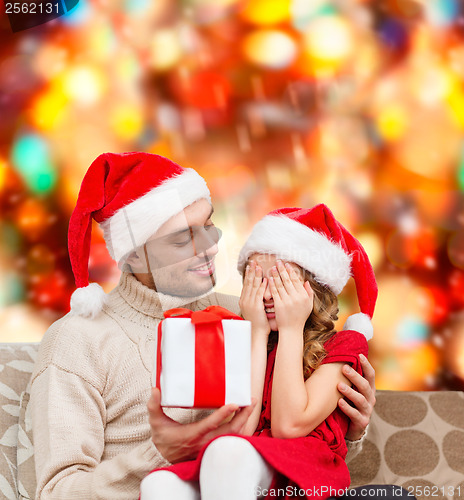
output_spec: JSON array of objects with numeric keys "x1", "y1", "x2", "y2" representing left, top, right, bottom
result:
[{"x1": 156, "y1": 306, "x2": 243, "y2": 407}]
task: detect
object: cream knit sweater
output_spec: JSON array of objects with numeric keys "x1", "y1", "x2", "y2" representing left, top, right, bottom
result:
[
  {"x1": 30, "y1": 272, "x2": 240, "y2": 500},
  {"x1": 30, "y1": 272, "x2": 364, "y2": 500}
]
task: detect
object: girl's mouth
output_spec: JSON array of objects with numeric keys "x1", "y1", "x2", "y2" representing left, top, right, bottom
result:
[{"x1": 265, "y1": 306, "x2": 275, "y2": 318}]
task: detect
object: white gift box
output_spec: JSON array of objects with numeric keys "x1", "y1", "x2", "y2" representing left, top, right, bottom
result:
[{"x1": 153, "y1": 314, "x2": 251, "y2": 408}]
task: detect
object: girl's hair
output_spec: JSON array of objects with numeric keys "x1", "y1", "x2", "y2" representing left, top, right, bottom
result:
[
  {"x1": 301, "y1": 270, "x2": 339, "y2": 378},
  {"x1": 267, "y1": 267, "x2": 339, "y2": 380}
]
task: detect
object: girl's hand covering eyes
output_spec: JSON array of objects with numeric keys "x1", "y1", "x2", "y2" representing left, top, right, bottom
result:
[
  {"x1": 268, "y1": 260, "x2": 314, "y2": 333},
  {"x1": 239, "y1": 261, "x2": 271, "y2": 338}
]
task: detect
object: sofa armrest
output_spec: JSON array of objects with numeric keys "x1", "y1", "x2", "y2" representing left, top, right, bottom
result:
[
  {"x1": 348, "y1": 390, "x2": 464, "y2": 499},
  {"x1": 0, "y1": 343, "x2": 39, "y2": 499}
]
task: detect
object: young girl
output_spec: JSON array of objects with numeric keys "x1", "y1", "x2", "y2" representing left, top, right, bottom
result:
[{"x1": 140, "y1": 203, "x2": 377, "y2": 500}]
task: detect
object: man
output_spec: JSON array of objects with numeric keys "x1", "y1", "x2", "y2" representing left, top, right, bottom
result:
[{"x1": 30, "y1": 152, "x2": 376, "y2": 499}]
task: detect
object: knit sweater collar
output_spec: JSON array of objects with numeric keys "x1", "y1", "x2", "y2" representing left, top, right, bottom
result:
[{"x1": 108, "y1": 272, "x2": 213, "y2": 322}]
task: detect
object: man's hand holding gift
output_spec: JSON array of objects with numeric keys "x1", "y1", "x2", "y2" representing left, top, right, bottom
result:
[
  {"x1": 148, "y1": 388, "x2": 255, "y2": 463},
  {"x1": 149, "y1": 305, "x2": 255, "y2": 463}
]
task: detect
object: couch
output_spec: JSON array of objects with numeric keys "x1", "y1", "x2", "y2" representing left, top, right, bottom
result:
[{"x1": 1, "y1": 342, "x2": 463, "y2": 500}]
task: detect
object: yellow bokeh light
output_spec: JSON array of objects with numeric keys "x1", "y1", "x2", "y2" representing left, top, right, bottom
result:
[
  {"x1": 393, "y1": 106, "x2": 461, "y2": 180},
  {"x1": 62, "y1": 66, "x2": 106, "y2": 105},
  {"x1": 0, "y1": 158, "x2": 6, "y2": 191},
  {"x1": 357, "y1": 232, "x2": 383, "y2": 270},
  {"x1": 371, "y1": 276, "x2": 430, "y2": 353},
  {"x1": 409, "y1": 62, "x2": 452, "y2": 106},
  {"x1": 375, "y1": 344, "x2": 440, "y2": 391},
  {"x1": 399, "y1": 344, "x2": 440, "y2": 385},
  {"x1": 110, "y1": 104, "x2": 144, "y2": 141},
  {"x1": 446, "y1": 78, "x2": 464, "y2": 129},
  {"x1": 303, "y1": 16, "x2": 353, "y2": 64},
  {"x1": 115, "y1": 52, "x2": 140, "y2": 84},
  {"x1": 149, "y1": 29, "x2": 183, "y2": 71},
  {"x1": 374, "y1": 356, "x2": 413, "y2": 391},
  {"x1": 30, "y1": 87, "x2": 68, "y2": 131},
  {"x1": 376, "y1": 105, "x2": 408, "y2": 141},
  {"x1": 88, "y1": 24, "x2": 115, "y2": 60},
  {"x1": 375, "y1": 371, "x2": 410, "y2": 391},
  {"x1": 243, "y1": 29, "x2": 297, "y2": 69},
  {"x1": 241, "y1": 0, "x2": 291, "y2": 26}
]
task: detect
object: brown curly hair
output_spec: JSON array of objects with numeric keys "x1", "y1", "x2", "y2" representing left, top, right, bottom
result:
[{"x1": 267, "y1": 269, "x2": 339, "y2": 380}]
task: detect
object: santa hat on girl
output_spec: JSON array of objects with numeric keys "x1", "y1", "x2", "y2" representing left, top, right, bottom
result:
[
  {"x1": 68, "y1": 152, "x2": 211, "y2": 318},
  {"x1": 237, "y1": 204, "x2": 378, "y2": 340}
]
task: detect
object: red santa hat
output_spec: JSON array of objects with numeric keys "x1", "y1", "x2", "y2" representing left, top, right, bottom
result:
[
  {"x1": 68, "y1": 152, "x2": 211, "y2": 318},
  {"x1": 237, "y1": 204, "x2": 378, "y2": 340}
]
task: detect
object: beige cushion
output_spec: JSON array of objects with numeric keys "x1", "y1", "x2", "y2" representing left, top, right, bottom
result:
[
  {"x1": 348, "y1": 390, "x2": 464, "y2": 499},
  {"x1": 0, "y1": 344, "x2": 38, "y2": 500},
  {"x1": 17, "y1": 385, "x2": 35, "y2": 499}
]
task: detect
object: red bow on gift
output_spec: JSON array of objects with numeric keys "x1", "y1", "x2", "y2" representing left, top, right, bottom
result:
[{"x1": 156, "y1": 306, "x2": 244, "y2": 407}]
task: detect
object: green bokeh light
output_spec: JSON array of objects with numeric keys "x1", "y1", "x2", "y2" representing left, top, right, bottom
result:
[
  {"x1": 11, "y1": 134, "x2": 57, "y2": 195},
  {"x1": 458, "y1": 147, "x2": 464, "y2": 191}
]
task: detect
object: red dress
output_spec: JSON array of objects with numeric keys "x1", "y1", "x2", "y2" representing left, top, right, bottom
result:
[{"x1": 152, "y1": 330, "x2": 368, "y2": 499}]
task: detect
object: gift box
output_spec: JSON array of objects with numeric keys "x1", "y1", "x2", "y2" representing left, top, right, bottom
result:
[{"x1": 153, "y1": 306, "x2": 251, "y2": 408}]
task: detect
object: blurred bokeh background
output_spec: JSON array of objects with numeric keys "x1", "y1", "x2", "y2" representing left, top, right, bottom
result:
[{"x1": 1, "y1": 0, "x2": 464, "y2": 391}]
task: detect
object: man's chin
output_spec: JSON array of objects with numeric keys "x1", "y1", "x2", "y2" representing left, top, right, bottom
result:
[
  {"x1": 183, "y1": 272, "x2": 216, "y2": 297},
  {"x1": 158, "y1": 273, "x2": 216, "y2": 299}
]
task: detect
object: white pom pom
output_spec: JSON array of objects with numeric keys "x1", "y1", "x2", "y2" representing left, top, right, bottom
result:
[
  {"x1": 70, "y1": 283, "x2": 108, "y2": 319},
  {"x1": 342, "y1": 312, "x2": 373, "y2": 341}
]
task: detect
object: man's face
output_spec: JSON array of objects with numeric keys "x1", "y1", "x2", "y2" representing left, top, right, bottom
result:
[{"x1": 129, "y1": 199, "x2": 220, "y2": 297}]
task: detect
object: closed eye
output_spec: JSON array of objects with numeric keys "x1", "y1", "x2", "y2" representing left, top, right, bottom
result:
[
  {"x1": 173, "y1": 237, "x2": 192, "y2": 246},
  {"x1": 172, "y1": 224, "x2": 216, "y2": 246}
]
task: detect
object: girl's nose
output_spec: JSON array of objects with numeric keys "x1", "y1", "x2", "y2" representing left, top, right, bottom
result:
[{"x1": 263, "y1": 280, "x2": 272, "y2": 301}]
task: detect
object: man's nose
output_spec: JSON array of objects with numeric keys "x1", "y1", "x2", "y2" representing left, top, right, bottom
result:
[
  {"x1": 192, "y1": 227, "x2": 220, "y2": 257},
  {"x1": 203, "y1": 241, "x2": 219, "y2": 258}
]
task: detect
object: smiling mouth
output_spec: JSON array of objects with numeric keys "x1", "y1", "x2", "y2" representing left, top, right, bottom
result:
[
  {"x1": 264, "y1": 303, "x2": 275, "y2": 318},
  {"x1": 188, "y1": 260, "x2": 215, "y2": 275}
]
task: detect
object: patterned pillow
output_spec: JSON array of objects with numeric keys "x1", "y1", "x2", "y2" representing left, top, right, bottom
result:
[
  {"x1": 348, "y1": 390, "x2": 464, "y2": 500},
  {"x1": 17, "y1": 385, "x2": 35, "y2": 499},
  {"x1": 0, "y1": 344, "x2": 37, "y2": 500}
]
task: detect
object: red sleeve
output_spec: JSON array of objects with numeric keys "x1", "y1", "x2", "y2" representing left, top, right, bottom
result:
[{"x1": 320, "y1": 330, "x2": 368, "y2": 375}]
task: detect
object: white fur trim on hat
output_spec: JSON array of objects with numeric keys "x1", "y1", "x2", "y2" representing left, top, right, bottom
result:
[
  {"x1": 101, "y1": 168, "x2": 211, "y2": 265},
  {"x1": 70, "y1": 283, "x2": 108, "y2": 319},
  {"x1": 238, "y1": 214, "x2": 352, "y2": 294},
  {"x1": 343, "y1": 312, "x2": 373, "y2": 341}
]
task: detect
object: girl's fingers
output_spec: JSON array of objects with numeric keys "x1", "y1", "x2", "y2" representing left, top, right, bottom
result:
[
  {"x1": 303, "y1": 280, "x2": 314, "y2": 299},
  {"x1": 258, "y1": 277, "x2": 268, "y2": 298},
  {"x1": 268, "y1": 275, "x2": 281, "y2": 300},
  {"x1": 359, "y1": 354, "x2": 376, "y2": 399},
  {"x1": 243, "y1": 263, "x2": 265, "y2": 308},
  {"x1": 245, "y1": 262, "x2": 258, "y2": 289},
  {"x1": 249, "y1": 265, "x2": 265, "y2": 304},
  {"x1": 244, "y1": 264, "x2": 254, "y2": 285},
  {"x1": 241, "y1": 265, "x2": 253, "y2": 299},
  {"x1": 287, "y1": 264, "x2": 305, "y2": 289},
  {"x1": 253, "y1": 265, "x2": 263, "y2": 289},
  {"x1": 271, "y1": 266, "x2": 285, "y2": 291},
  {"x1": 276, "y1": 260, "x2": 295, "y2": 293}
]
